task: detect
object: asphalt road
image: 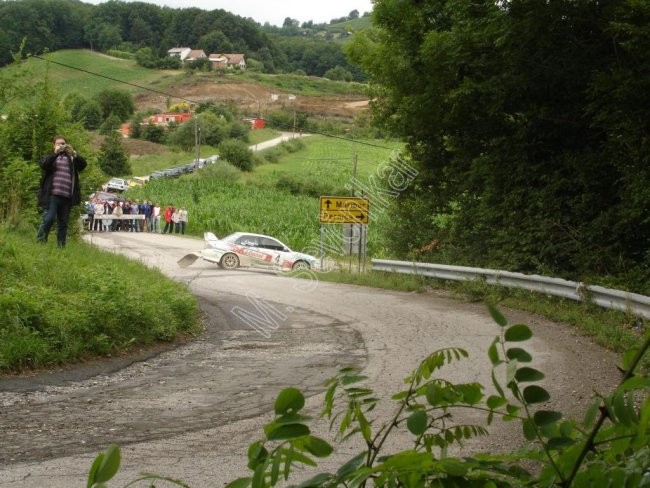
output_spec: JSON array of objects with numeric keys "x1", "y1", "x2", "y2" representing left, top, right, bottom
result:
[{"x1": 0, "y1": 232, "x2": 621, "y2": 487}]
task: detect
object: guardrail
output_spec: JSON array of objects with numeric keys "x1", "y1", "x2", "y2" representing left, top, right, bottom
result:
[{"x1": 371, "y1": 259, "x2": 650, "y2": 320}]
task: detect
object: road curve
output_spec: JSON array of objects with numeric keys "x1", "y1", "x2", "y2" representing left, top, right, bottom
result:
[{"x1": 0, "y1": 232, "x2": 620, "y2": 487}]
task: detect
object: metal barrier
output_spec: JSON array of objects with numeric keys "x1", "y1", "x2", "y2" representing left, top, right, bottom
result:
[{"x1": 371, "y1": 259, "x2": 650, "y2": 320}]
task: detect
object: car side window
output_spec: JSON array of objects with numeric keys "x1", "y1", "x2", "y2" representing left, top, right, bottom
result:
[
  {"x1": 236, "y1": 235, "x2": 258, "y2": 247},
  {"x1": 259, "y1": 237, "x2": 285, "y2": 251}
]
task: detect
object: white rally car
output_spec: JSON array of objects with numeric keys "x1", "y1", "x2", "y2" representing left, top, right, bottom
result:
[{"x1": 178, "y1": 232, "x2": 319, "y2": 271}]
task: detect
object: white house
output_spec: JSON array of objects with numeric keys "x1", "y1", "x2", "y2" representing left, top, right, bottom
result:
[{"x1": 167, "y1": 47, "x2": 192, "y2": 62}]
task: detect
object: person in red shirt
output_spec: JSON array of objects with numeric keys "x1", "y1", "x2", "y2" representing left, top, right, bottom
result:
[{"x1": 163, "y1": 204, "x2": 174, "y2": 234}]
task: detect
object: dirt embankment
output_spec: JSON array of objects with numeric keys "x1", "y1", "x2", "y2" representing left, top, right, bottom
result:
[{"x1": 134, "y1": 80, "x2": 369, "y2": 118}]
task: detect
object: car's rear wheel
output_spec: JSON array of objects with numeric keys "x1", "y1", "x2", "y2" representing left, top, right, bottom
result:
[
  {"x1": 292, "y1": 260, "x2": 310, "y2": 271},
  {"x1": 220, "y1": 253, "x2": 240, "y2": 270}
]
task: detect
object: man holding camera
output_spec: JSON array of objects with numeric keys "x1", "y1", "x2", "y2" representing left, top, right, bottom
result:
[{"x1": 36, "y1": 135, "x2": 87, "y2": 248}]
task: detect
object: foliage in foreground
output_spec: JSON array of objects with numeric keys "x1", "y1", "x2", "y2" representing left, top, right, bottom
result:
[
  {"x1": 0, "y1": 229, "x2": 200, "y2": 372},
  {"x1": 89, "y1": 307, "x2": 650, "y2": 487}
]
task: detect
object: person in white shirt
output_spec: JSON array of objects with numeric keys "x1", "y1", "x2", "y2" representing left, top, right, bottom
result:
[
  {"x1": 152, "y1": 203, "x2": 161, "y2": 233},
  {"x1": 178, "y1": 207, "x2": 188, "y2": 235}
]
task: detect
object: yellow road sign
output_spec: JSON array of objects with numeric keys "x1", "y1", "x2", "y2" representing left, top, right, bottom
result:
[{"x1": 319, "y1": 196, "x2": 369, "y2": 224}]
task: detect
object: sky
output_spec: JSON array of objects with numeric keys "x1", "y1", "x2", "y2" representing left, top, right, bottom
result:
[{"x1": 83, "y1": 0, "x2": 375, "y2": 27}]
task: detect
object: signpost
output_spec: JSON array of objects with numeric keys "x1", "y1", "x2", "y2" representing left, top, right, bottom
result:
[
  {"x1": 319, "y1": 196, "x2": 370, "y2": 271},
  {"x1": 319, "y1": 196, "x2": 369, "y2": 224}
]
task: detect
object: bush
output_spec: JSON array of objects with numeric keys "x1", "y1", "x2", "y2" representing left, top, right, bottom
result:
[{"x1": 218, "y1": 139, "x2": 254, "y2": 172}]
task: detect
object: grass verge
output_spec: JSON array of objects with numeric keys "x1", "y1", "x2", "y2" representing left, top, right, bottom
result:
[{"x1": 0, "y1": 228, "x2": 200, "y2": 373}]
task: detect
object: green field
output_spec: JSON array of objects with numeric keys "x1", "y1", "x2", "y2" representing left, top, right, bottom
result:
[
  {"x1": 125, "y1": 135, "x2": 404, "y2": 256},
  {"x1": 12, "y1": 50, "x2": 167, "y2": 100}
]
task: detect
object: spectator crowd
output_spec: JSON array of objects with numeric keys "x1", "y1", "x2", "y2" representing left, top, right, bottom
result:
[{"x1": 85, "y1": 199, "x2": 188, "y2": 234}]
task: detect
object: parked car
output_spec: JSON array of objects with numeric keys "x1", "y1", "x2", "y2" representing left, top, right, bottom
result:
[
  {"x1": 206, "y1": 154, "x2": 220, "y2": 164},
  {"x1": 178, "y1": 232, "x2": 319, "y2": 271},
  {"x1": 128, "y1": 176, "x2": 150, "y2": 188},
  {"x1": 104, "y1": 178, "x2": 129, "y2": 192}
]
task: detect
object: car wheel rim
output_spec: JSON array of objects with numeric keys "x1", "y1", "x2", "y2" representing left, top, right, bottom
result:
[
  {"x1": 222, "y1": 254, "x2": 239, "y2": 269},
  {"x1": 292, "y1": 261, "x2": 309, "y2": 270}
]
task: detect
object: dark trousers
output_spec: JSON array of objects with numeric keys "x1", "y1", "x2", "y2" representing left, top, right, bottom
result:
[
  {"x1": 36, "y1": 195, "x2": 73, "y2": 247},
  {"x1": 163, "y1": 221, "x2": 173, "y2": 233}
]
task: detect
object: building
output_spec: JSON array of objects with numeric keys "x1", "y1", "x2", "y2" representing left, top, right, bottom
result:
[
  {"x1": 208, "y1": 53, "x2": 246, "y2": 70},
  {"x1": 147, "y1": 113, "x2": 192, "y2": 126},
  {"x1": 167, "y1": 47, "x2": 192, "y2": 62},
  {"x1": 185, "y1": 49, "x2": 207, "y2": 63}
]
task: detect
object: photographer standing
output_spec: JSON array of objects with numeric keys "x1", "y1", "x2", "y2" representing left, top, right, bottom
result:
[{"x1": 36, "y1": 135, "x2": 87, "y2": 247}]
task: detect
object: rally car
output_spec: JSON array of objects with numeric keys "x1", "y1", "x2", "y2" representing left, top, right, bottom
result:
[{"x1": 178, "y1": 232, "x2": 319, "y2": 271}]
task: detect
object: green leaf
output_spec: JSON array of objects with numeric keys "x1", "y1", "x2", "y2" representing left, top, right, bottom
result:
[
  {"x1": 425, "y1": 382, "x2": 441, "y2": 406},
  {"x1": 225, "y1": 478, "x2": 252, "y2": 488},
  {"x1": 506, "y1": 347, "x2": 532, "y2": 362},
  {"x1": 523, "y1": 385, "x2": 551, "y2": 404},
  {"x1": 303, "y1": 436, "x2": 334, "y2": 458},
  {"x1": 87, "y1": 453, "x2": 103, "y2": 488},
  {"x1": 247, "y1": 441, "x2": 268, "y2": 470},
  {"x1": 341, "y1": 375, "x2": 368, "y2": 385},
  {"x1": 621, "y1": 347, "x2": 639, "y2": 372},
  {"x1": 355, "y1": 406, "x2": 372, "y2": 441},
  {"x1": 294, "y1": 473, "x2": 334, "y2": 488},
  {"x1": 487, "y1": 337, "x2": 500, "y2": 366},
  {"x1": 274, "y1": 413, "x2": 312, "y2": 425},
  {"x1": 274, "y1": 387, "x2": 305, "y2": 415},
  {"x1": 506, "y1": 359, "x2": 518, "y2": 384},
  {"x1": 336, "y1": 452, "x2": 366, "y2": 478},
  {"x1": 91, "y1": 444, "x2": 121, "y2": 484},
  {"x1": 266, "y1": 423, "x2": 310, "y2": 441},
  {"x1": 487, "y1": 395, "x2": 507, "y2": 409},
  {"x1": 288, "y1": 449, "x2": 317, "y2": 467},
  {"x1": 583, "y1": 401, "x2": 600, "y2": 428},
  {"x1": 515, "y1": 367, "x2": 545, "y2": 382},
  {"x1": 406, "y1": 410, "x2": 428, "y2": 436},
  {"x1": 487, "y1": 304, "x2": 508, "y2": 327},
  {"x1": 522, "y1": 419, "x2": 537, "y2": 440},
  {"x1": 546, "y1": 437, "x2": 575, "y2": 450},
  {"x1": 504, "y1": 324, "x2": 533, "y2": 342},
  {"x1": 533, "y1": 410, "x2": 563, "y2": 426},
  {"x1": 270, "y1": 454, "x2": 281, "y2": 485},
  {"x1": 441, "y1": 458, "x2": 468, "y2": 476},
  {"x1": 491, "y1": 370, "x2": 505, "y2": 398},
  {"x1": 252, "y1": 464, "x2": 266, "y2": 488}
]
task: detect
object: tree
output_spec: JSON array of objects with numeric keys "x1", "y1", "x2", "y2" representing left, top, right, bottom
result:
[
  {"x1": 97, "y1": 88, "x2": 135, "y2": 122},
  {"x1": 198, "y1": 30, "x2": 233, "y2": 56},
  {"x1": 323, "y1": 66, "x2": 353, "y2": 82},
  {"x1": 218, "y1": 139, "x2": 253, "y2": 171},
  {"x1": 98, "y1": 131, "x2": 130, "y2": 176},
  {"x1": 347, "y1": 0, "x2": 650, "y2": 291}
]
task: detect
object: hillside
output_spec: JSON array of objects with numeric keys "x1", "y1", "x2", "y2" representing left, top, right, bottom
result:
[{"x1": 7, "y1": 50, "x2": 369, "y2": 119}]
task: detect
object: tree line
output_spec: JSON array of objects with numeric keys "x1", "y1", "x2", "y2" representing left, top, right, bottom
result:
[
  {"x1": 0, "y1": 0, "x2": 363, "y2": 79},
  {"x1": 349, "y1": 0, "x2": 650, "y2": 293}
]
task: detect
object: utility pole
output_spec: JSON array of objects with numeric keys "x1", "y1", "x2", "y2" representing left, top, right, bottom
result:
[{"x1": 194, "y1": 114, "x2": 200, "y2": 163}]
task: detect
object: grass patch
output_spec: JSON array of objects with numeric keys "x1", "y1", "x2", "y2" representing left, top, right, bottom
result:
[
  {"x1": 0, "y1": 228, "x2": 200, "y2": 373},
  {"x1": 248, "y1": 128, "x2": 282, "y2": 145}
]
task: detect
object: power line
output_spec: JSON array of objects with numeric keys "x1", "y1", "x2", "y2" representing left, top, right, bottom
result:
[{"x1": 9, "y1": 48, "x2": 398, "y2": 151}]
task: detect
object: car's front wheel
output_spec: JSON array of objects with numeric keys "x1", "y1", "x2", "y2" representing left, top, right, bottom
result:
[
  {"x1": 220, "y1": 253, "x2": 240, "y2": 270},
  {"x1": 291, "y1": 260, "x2": 310, "y2": 271}
]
